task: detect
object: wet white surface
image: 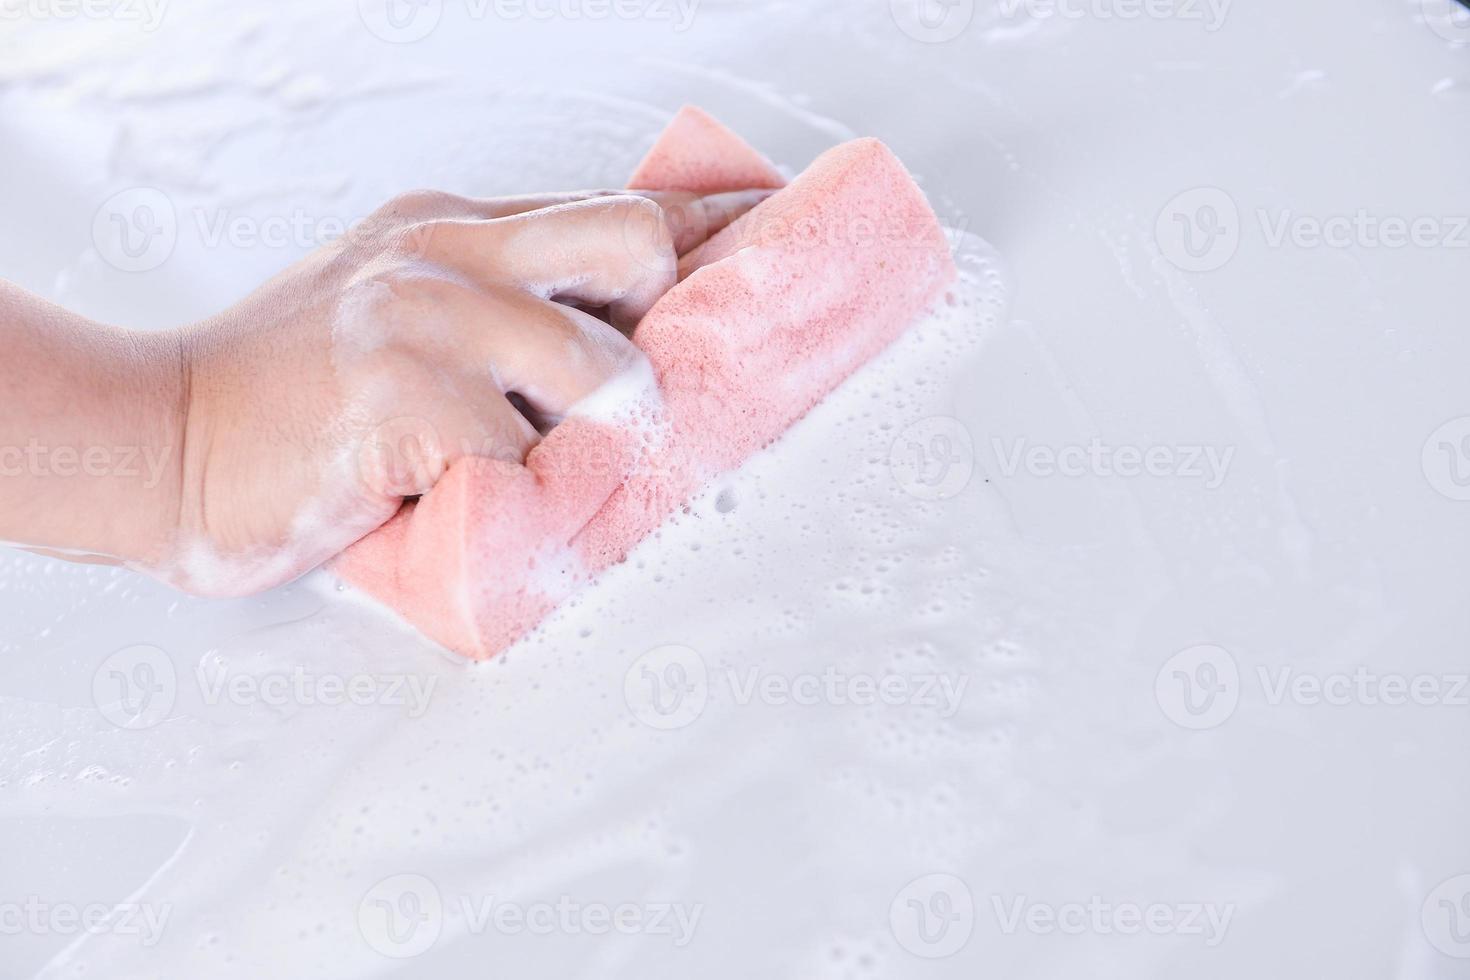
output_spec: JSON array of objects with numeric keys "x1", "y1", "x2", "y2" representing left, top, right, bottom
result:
[{"x1": 2, "y1": 1, "x2": 1469, "y2": 977}]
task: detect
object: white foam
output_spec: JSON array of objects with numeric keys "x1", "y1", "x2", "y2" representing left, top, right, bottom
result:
[{"x1": 564, "y1": 352, "x2": 663, "y2": 427}]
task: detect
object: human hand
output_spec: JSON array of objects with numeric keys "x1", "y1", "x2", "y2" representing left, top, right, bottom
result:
[
  {"x1": 0, "y1": 188, "x2": 767, "y2": 595},
  {"x1": 167, "y1": 188, "x2": 770, "y2": 594}
]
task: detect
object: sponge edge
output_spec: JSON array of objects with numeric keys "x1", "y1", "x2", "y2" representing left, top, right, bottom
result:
[
  {"x1": 335, "y1": 109, "x2": 957, "y2": 660},
  {"x1": 628, "y1": 105, "x2": 786, "y2": 194}
]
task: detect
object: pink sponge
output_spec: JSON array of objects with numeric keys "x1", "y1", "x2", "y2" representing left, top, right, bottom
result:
[
  {"x1": 627, "y1": 105, "x2": 785, "y2": 194},
  {"x1": 336, "y1": 107, "x2": 957, "y2": 659}
]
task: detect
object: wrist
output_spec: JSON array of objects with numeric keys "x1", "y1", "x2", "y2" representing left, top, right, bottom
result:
[
  {"x1": 0, "y1": 282, "x2": 189, "y2": 572},
  {"x1": 69, "y1": 323, "x2": 193, "y2": 571},
  {"x1": 126, "y1": 325, "x2": 191, "y2": 569}
]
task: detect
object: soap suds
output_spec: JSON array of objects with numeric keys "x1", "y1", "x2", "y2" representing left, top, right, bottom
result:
[{"x1": 565, "y1": 353, "x2": 663, "y2": 427}]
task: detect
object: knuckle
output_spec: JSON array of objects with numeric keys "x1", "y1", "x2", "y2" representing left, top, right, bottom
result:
[
  {"x1": 344, "y1": 268, "x2": 435, "y2": 322},
  {"x1": 378, "y1": 189, "x2": 461, "y2": 222},
  {"x1": 612, "y1": 196, "x2": 675, "y2": 250},
  {"x1": 611, "y1": 193, "x2": 666, "y2": 222},
  {"x1": 391, "y1": 218, "x2": 453, "y2": 259}
]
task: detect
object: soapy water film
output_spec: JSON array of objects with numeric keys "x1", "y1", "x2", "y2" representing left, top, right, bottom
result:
[{"x1": 7, "y1": 0, "x2": 1470, "y2": 973}]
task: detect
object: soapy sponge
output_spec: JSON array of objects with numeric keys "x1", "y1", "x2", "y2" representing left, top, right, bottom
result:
[{"x1": 336, "y1": 107, "x2": 957, "y2": 658}]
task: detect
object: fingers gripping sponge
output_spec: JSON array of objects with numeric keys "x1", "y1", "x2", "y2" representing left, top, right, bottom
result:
[{"x1": 335, "y1": 106, "x2": 958, "y2": 659}]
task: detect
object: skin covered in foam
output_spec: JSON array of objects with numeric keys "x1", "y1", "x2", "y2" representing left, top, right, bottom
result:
[{"x1": 335, "y1": 109, "x2": 957, "y2": 659}]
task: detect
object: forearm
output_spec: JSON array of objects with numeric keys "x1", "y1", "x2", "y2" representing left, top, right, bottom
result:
[{"x1": 0, "y1": 280, "x2": 185, "y2": 566}]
